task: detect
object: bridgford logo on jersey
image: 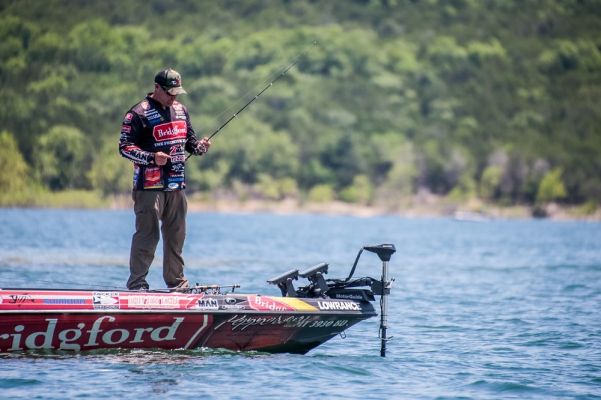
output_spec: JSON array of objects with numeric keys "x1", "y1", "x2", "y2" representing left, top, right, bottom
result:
[
  {"x1": 153, "y1": 121, "x2": 187, "y2": 141},
  {"x1": 0, "y1": 315, "x2": 186, "y2": 351}
]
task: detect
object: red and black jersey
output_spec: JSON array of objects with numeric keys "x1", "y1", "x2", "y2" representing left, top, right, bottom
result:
[{"x1": 119, "y1": 95, "x2": 202, "y2": 191}]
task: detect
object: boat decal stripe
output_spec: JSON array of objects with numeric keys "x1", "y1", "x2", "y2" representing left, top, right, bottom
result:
[
  {"x1": 184, "y1": 314, "x2": 209, "y2": 349},
  {"x1": 275, "y1": 297, "x2": 318, "y2": 312}
]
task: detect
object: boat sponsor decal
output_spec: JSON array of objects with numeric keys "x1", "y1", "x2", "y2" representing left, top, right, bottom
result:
[
  {"x1": 218, "y1": 296, "x2": 246, "y2": 310},
  {"x1": 93, "y1": 292, "x2": 120, "y2": 310},
  {"x1": 43, "y1": 298, "x2": 86, "y2": 305},
  {"x1": 316, "y1": 300, "x2": 361, "y2": 311},
  {"x1": 7, "y1": 294, "x2": 34, "y2": 304},
  {"x1": 123, "y1": 294, "x2": 198, "y2": 310},
  {"x1": 216, "y1": 314, "x2": 316, "y2": 332},
  {"x1": 307, "y1": 319, "x2": 349, "y2": 329},
  {"x1": 219, "y1": 304, "x2": 247, "y2": 310},
  {"x1": 247, "y1": 295, "x2": 296, "y2": 312},
  {"x1": 0, "y1": 314, "x2": 210, "y2": 352},
  {"x1": 274, "y1": 297, "x2": 318, "y2": 312},
  {"x1": 331, "y1": 293, "x2": 365, "y2": 301},
  {"x1": 0, "y1": 292, "x2": 93, "y2": 310},
  {"x1": 195, "y1": 298, "x2": 219, "y2": 311},
  {"x1": 0, "y1": 291, "x2": 208, "y2": 312}
]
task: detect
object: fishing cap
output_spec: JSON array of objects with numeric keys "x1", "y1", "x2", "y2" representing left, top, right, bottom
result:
[{"x1": 154, "y1": 68, "x2": 187, "y2": 95}]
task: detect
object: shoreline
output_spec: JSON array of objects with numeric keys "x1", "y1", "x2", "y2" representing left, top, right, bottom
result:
[
  {"x1": 2, "y1": 191, "x2": 599, "y2": 221},
  {"x1": 111, "y1": 195, "x2": 600, "y2": 221}
]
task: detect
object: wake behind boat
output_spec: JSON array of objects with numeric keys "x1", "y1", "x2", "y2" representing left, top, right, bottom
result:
[{"x1": 0, "y1": 244, "x2": 395, "y2": 356}]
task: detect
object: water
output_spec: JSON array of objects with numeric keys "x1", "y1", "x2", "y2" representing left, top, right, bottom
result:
[{"x1": 1, "y1": 209, "x2": 600, "y2": 399}]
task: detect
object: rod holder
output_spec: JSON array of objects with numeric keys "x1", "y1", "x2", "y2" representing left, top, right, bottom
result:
[
  {"x1": 299, "y1": 263, "x2": 329, "y2": 296},
  {"x1": 267, "y1": 269, "x2": 299, "y2": 297}
]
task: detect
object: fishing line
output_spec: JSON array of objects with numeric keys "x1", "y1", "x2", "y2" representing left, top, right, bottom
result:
[
  {"x1": 210, "y1": 40, "x2": 319, "y2": 139},
  {"x1": 186, "y1": 40, "x2": 320, "y2": 160}
]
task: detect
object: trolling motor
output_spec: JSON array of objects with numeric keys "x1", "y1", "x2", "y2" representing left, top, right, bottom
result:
[
  {"x1": 268, "y1": 243, "x2": 396, "y2": 357},
  {"x1": 337, "y1": 244, "x2": 395, "y2": 357},
  {"x1": 364, "y1": 244, "x2": 395, "y2": 357}
]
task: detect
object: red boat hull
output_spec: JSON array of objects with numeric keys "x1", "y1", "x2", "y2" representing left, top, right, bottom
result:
[{"x1": 0, "y1": 289, "x2": 375, "y2": 354}]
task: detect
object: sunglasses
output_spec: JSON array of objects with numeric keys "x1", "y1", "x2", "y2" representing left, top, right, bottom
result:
[{"x1": 158, "y1": 85, "x2": 177, "y2": 95}]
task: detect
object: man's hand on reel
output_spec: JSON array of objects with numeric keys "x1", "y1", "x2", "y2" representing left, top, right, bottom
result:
[{"x1": 194, "y1": 137, "x2": 211, "y2": 155}]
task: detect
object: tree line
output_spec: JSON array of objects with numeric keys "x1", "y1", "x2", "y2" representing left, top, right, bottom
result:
[{"x1": 0, "y1": 0, "x2": 599, "y2": 212}]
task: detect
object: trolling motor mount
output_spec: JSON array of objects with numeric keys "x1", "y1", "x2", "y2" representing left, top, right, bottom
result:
[
  {"x1": 272, "y1": 244, "x2": 396, "y2": 300},
  {"x1": 268, "y1": 243, "x2": 396, "y2": 357}
]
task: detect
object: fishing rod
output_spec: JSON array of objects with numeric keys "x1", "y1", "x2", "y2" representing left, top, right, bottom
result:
[{"x1": 186, "y1": 41, "x2": 318, "y2": 160}]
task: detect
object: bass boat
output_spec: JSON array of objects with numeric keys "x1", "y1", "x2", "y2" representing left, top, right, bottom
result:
[{"x1": 0, "y1": 244, "x2": 395, "y2": 356}]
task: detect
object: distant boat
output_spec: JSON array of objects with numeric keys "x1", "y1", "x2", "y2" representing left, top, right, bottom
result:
[
  {"x1": 453, "y1": 210, "x2": 490, "y2": 222},
  {"x1": 0, "y1": 244, "x2": 395, "y2": 356}
]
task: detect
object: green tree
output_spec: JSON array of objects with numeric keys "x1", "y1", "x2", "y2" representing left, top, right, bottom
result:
[
  {"x1": 0, "y1": 131, "x2": 30, "y2": 202},
  {"x1": 479, "y1": 165, "x2": 503, "y2": 200},
  {"x1": 536, "y1": 168, "x2": 567, "y2": 204},
  {"x1": 307, "y1": 184, "x2": 335, "y2": 203},
  {"x1": 340, "y1": 175, "x2": 374, "y2": 204},
  {"x1": 35, "y1": 125, "x2": 90, "y2": 190},
  {"x1": 88, "y1": 137, "x2": 131, "y2": 195}
]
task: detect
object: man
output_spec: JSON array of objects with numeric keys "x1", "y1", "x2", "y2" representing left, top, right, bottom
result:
[{"x1": 119, "y1": 68, "x2": 210, "y2": 291}]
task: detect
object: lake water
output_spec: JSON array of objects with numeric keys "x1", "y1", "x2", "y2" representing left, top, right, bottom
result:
[{"x1": 0, "y1": 209, "x2": 600, "y2": 399}]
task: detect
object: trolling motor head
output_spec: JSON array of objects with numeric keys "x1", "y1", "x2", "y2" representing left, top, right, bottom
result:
[
  {"x1": 363, "y1": 244, "x2": 396, "y2": 262},
  {"x1": 362, "y1": 244, "x2": 395, "y2": 297}
]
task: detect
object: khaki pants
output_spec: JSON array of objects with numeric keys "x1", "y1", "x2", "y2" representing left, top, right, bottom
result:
[{"x1": 127, "y1": 190, "x2": 188, "y2": 289}]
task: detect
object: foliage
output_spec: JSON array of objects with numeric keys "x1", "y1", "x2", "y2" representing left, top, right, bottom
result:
[
  {"x1": 340, "y1": 175, "x2": 373, "y2": 204},
  {"x1": 0, "y1": 131, "x2": 30, "y2": 205},
  {"x1": 0, "y1": 131, "x2": 29, "y2": 191},
  {"x1": 536, "y1": 168, "x2": 567, "y2": 204},
  {"x1": 479, "y1": 165, "x2": 503, "y2": 201},
  {"x1": 0, "y1": 0, "x2": 600, "y2": 208},
  {"x1": 88, "y1": 137, "x2": 132, "y2": 195},
  {"x1": 34, "y1": 125, "x2": 91, "y2": 190},
  {"x1": 307, "y1": 184, "x2": 335, "y2": 203}
]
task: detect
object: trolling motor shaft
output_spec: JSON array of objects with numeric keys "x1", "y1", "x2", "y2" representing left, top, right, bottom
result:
[{"x1": 364, "y1": 244, "x2": 396, "y2": 357}]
